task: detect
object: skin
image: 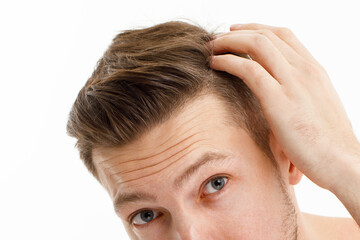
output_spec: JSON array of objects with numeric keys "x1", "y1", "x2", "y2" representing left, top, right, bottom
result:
[
  {"x1": 93, "y1": 92, "x2": 359, "y2": 239},
  {"x1": 91, "y1": 23, "x2": 360, "y2": 239},
  {"x1": 210, "y1": 23, "x2": 360, "y2": 234},
  {"x1": 93, "y1": 93, "x2": 296, "y2": 239},
  {"x1": 209, "y1": 23, "x2": 360, "y2": 192}
]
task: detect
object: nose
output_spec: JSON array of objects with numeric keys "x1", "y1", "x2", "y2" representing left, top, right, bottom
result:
[
  {"x1": 171, "y1": 211, "x2": 213, "y2": 240},
  {"x1": 173, "y1": 221, "x2": 206, "y2": 240}
]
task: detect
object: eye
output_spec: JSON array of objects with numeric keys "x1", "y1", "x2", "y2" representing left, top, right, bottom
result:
[
  {"x1": 130, "y1": 209, "x2": 162, "y2": 226},
  {"x1": 203, "y1": 176, "x2": 229, "y2": 195}
]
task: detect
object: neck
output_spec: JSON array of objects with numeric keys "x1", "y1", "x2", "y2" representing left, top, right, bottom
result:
[
  {"x1": 297, "y1": 211, "x2": 322, "y2": 240},
  {"x1": 290, "y1": 187, "x2": 348, "y2": 240}
]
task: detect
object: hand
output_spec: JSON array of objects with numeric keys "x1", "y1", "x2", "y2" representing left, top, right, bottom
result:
[{"x1": 209, "y1": 23, "x2": 360, "y2": 190}]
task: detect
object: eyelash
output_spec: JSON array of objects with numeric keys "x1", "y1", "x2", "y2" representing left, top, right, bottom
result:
[
  {"x1": 200, "y1": 174, "x2": 229, "y2": 198},
  {"x1": 128, "y1": 209, "x2": 163, "y2": 229},
  {"x1": 128, "y1": 174, "x2": 230, "y2": 228}
]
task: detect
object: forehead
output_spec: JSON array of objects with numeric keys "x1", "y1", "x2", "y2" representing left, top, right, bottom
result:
[{"x1": 92, "y1": 93, "x2": 251, "y2": 199}]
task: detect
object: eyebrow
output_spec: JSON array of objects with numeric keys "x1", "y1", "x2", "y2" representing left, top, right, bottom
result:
[{"x1": 113, "y1": 151, "x2": 232, "y2": 210}]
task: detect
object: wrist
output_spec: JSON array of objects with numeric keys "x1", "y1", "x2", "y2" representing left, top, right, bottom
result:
[{"x1": 328, "y1": 142, "x2": 360, "y2": 196}]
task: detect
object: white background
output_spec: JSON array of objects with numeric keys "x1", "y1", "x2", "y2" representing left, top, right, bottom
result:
[{"x1": 1, "y1": 0, "x2": 359, "y2": 239}]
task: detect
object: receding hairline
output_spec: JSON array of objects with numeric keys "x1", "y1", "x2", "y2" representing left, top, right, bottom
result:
[
  {"x1": 66, "y1": 20, "x2": 277, "y2": 184},
  {"x1": 91, "y1": 89, "x2": 248, "y2": 179}
]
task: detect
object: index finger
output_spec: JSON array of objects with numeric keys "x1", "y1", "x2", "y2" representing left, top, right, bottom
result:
[
  {"x1": 230, "y1": 23, "x2": 317, "y2": 63},
  {"x1": 210, "y1": 54, "x2": 282, "y2": 108}
]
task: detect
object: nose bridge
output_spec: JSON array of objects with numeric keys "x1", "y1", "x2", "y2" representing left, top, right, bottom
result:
[{"x1": 170, "y1": 205, "x2": 213, "y2": 240}]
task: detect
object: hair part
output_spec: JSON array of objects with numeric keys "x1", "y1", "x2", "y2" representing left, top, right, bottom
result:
[{"x1": 66, "y1": 20, "x2": 277, "y2": 182}]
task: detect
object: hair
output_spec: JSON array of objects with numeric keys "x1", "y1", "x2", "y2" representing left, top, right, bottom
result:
[{"x1": 66, "y1": 20, "x2": 277, "y2": 182}]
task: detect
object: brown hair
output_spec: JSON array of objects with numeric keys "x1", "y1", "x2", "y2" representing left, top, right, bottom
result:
[{"x1": 66, "y1": 20, "x2": 277, "y2": 182}]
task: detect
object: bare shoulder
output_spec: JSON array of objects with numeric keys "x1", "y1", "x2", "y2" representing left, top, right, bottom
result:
[
  {"x1": 328, "y1": 216, "x2": 360, "y2": 239},
  {"x1": 303, "y1": 212, "x2": 360, "y2": 239}
]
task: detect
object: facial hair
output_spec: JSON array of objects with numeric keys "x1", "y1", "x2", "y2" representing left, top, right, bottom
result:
[{"x1": 274, "y1": 165, "x2": 298, "y2": 240}]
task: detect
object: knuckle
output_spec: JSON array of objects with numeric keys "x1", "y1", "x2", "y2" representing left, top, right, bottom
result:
[
  {"x1": 257, "y1": 29, "x2": 278, "y2": 42},
  {"x1": 307, "y1": 62, "x2": 323, "y2": 74},
  {"x1": 257, "y1": 29, "x2": 274, "y2": 37},
  {"x1": 243, "y1": 60, "x2": 261, "y2": 75},
  {"x1": 300, "y1": 61, "x2": 325, "y2": 79},
  {"x1": 252, "y1": 33, "x2": 270, "y2": 46},
  {"x1": 276, "y1": 27, "x2": 294, "y2": 38}
]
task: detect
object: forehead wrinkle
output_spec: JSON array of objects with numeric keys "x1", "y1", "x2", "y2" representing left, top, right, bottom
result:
[
  {"x1": 98, "y1": 124, "x2": 203, "y2": 168},
  {"x1": 115, "y1": 141, "x2": 212, "y2": 186},
  {"x1": 112, "y1": 151, "x2": 233, "y2": 211},
  {"x1": 107, "y1": 137, "x2": 207, "y2": 178},
  {"x1": 97, "y1": 99, "x2": 215, "y2": 166},
  {"x1": 99, "y1": 130, "x2": 206, "y2": 177}
]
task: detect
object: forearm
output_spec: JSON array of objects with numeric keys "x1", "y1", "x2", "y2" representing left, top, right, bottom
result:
[{"x1": 328, "y1": 145, "x2": 360, "y2": 227}]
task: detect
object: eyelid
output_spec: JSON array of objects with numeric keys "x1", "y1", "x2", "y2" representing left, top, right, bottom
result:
[
  {"x1": 128, "y1": 174, "x2": 231, "y2": 228},
  {"x1": 128, "y1": 209, "x2": 144, "y2": 226},
  {"x1": 199, "y1": 174, "x2": 230, "y2": 198},
  {"x1": 128, "y1": 209, "x2": 162, "y2": 228}
]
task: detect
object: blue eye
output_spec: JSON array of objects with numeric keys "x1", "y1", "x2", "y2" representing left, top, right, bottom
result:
[
  {"x1": 203, "y1": 176, "x2": 228, "y2": 195},
  {"x1": 131, "y1": 209, "x2": 161, "y2": 226},
  {"x1": 129, "y1": 176, "x2": 229, "y2": 227}
]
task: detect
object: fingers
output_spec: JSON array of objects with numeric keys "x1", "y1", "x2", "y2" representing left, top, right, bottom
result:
[
  {"x1": 210, "y1": 33, "x2": 292, "y2": 84},
  {"x1": 214, "y1": 32, "x2": 226, "y2": 39},
  {"x1": 218, "y1": 30, "x2": 303, "y2": 68},
  {"x1": 210, "y1": 54, "x2": 282, "y2": 106},
  {"x1": 230, "y1": 23, "x2": 318, "y2": 64}
]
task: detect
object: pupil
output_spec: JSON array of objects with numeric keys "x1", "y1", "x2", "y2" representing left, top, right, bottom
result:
[
  {"x1": 141, "y1": 210, "x2": 154, "y2": 222},
  {"x1": 212, "y1": 178, "x2": 224, "y2": 190}
]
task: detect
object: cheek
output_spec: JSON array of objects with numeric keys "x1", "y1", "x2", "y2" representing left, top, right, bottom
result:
[{"x1": 208, "y1": 175, "x2": 291, "y2": 239}]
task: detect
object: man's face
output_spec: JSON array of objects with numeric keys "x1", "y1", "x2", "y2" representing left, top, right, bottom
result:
[{"x1": 92, "y1": 93, "x2": 299, "y2": 240}]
